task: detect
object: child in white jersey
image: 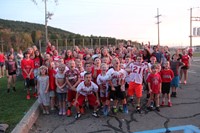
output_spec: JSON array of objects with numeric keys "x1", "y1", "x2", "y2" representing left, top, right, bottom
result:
[
  {"x1": 126, "y1": 56, "x2": 148, "y2": 113},
  {"x1": 97, "y1": 63, "x2": 109, "y2": 115},
  {"x1": 74, "y1": 72, "x2": 100, "y2": 119},
  {"x1": 107, "y1": 57, "x2": 128, "y2": 114}
]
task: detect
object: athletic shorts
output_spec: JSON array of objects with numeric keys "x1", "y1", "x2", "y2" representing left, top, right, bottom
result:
[
  {"x1": 109, "y1": 85, "x2": 126, "y2": 100},
  {"x1": 128, "y1": 81, "x2": 143, "y2": 98},
  {"x1": 0, "y1": 62, "x2": 4, "y2": 67},
  {"x1": 181, "y1": 66, "x2": 189, "y2": 70},
  {"x1": 49, "y1": 90, "x2": 55, "y2": 97},
  {"x1": 170, "y1": 76, "x2": 179, "y2": 88},
  {"x1": 25, "y1": 78, "x2": 35, "y2": 88},
  {"x1": 57, "y1": 93, "x2": 66, "y2": 102},
  {"x1": 76, "y1": 94, "x2": 98, "y2": 107},
  {"x1": 162, "y1": 82, "x2": 171, "y2": 94},
  {"x1": 67, "y1": 90, "x2": 77, "y2": 103},
  {"x1": 9, "y1": 71, "x2": 16, "y2": 76}
]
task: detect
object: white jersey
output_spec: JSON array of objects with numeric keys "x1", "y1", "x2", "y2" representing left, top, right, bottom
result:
[
  {"x1": 97, "y1": 74, "x2": 109, "y2": 89},
  {"x1": 106, "y1": 68, "x2": 126, "y2": 87},
  {"x1": 80, "y1": 71, "x2": 87, "y2": 81},
  {"x1": 76, "y1": 81, "x2": 98, "y2": 96},
  {"x1": 128, "y1": 62, "x2": 148, "y2": 84}
]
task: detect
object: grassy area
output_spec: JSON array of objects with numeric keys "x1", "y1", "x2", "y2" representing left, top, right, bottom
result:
[
  {"x1": 0, "y1": 76, "x2": 35, "y2": 133},
  {"x1": 193, "y1": 52, "x2": 200, "y2": 57}
]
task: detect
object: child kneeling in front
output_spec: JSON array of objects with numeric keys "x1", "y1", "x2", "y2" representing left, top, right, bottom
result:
[{"x1": 74, "y1": 72, "x2": 100, "y2": 119}]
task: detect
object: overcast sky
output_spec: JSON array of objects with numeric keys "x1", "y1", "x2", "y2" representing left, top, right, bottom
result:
[{"x1": 0, "y1": 0, "x2": 200, "y2": 47}]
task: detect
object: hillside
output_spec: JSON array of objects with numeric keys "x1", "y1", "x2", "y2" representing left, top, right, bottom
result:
[{"x1": 0, "y1": 18, "x2": 119, "y2": 51}]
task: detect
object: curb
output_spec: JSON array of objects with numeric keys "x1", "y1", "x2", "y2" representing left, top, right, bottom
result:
[{"x1": 11, "y1": 101, "x2": 40, "y2": 133}]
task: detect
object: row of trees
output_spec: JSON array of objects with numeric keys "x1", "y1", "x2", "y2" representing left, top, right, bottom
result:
[{"x1": 0, "y1": 19, "x2": 140, "y2": 53}]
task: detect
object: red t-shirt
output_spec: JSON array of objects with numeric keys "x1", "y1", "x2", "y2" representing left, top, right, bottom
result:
[
  {"x1": 160, "y1": 69, "x2": 174, "y2": 83},
  {"x1": 21, "y1": 59, "x2": 34, "y2": 79},
  {"x1": 33, "y1": 57, "x2": 42, "y2": 69},
  {"x1": 0, "y1": 54, "x2": 5, "y2": 62},
  {"x1": 48, "y1": 68, "x2": 56, "y2": 90},
  {"x1": 181, "y1": 55, "x2": 190, "y2": 67},
  {"x1": 91, "y1": 67, "x2": 102, "y2": 84},
  {"x1": 147, "y1": 73, "x2": 162, "y2": 94},
  {"x1": 46, "y1": 46, "x2": 51, "y2": 54}
]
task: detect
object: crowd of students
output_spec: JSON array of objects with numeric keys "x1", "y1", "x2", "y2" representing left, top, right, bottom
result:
[{"x1": 0, "y1": 42, "x2": 192, "y2": 119}]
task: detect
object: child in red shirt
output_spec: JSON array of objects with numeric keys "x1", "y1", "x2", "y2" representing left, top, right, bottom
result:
[
  {"x1": 160, "y1": 62, "x2": 174, "y2": 107},
  {"x1": 146, "y1": 64, "x2": 162, "y2": 111},
  {"x1": 21, "y1": 51, "x2": 35, "y2": 100},
  {"x1": 48, "y1": 62, "x2": 57, "y2": 110}
]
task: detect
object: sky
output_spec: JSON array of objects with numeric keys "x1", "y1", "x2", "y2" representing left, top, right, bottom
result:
[{"x1": 0, "y1": 0, "x2": 200, "y2": 47}]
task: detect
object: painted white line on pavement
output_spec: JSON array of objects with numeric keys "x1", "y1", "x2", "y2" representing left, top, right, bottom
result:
[{"x1": 188, "y1": 70, "x2": 196, "y2": 73}]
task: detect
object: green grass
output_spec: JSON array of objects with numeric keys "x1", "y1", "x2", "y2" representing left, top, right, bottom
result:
[
  {"x1": 193, "y1": 52, "x2": 200, "y2": 57},
  {"x1": 0, "y1": 76, "x2": 35, "y2": 133}
]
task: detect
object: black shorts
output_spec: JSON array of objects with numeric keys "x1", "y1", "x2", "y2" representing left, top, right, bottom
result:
[
  {"x1": 9, "y1": 71, "x2": 16, "y2": 76},
  {"x1": 0, "y1": 62, "x2": 4, "y2": 67},
  {"x1": 162, "y1": 82, "x2": 171, "y2": 94},
  {"x1": 181, "y1": 66, "x2": 189, "y2": 70},
  {"x1": 125, "y1": 82, "x2": 129, "y2": 90},
  {"x1": 109, "y1": 85, "x2": 126, "y2": 100},
  {"x1": 25, "y1": 78, "x2": 35, "y2": 88}
]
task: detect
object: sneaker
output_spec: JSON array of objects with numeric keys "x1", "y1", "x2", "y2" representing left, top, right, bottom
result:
[
  {"x1": 67, "y1": 109, "x2": 71, "y2": 117},
  {"x1": 179, "y1": 80, "x2": 182, "y2": 84},
  {"x1": 123, "y1": 104, "x2": 128, "y2": 114},
  {"x1": 62, "y1": 109, "x2": 66, "y2": 116},
  {"x1": 46, "y1": 111, "x2": 50, "y2": 115},
  {"x1": 59, "y1": 110, "x2": 62, "y2": 115},
  {"x1": 103, "y1": 105, "x2": 108, "y2": 116},
  {"x1": 43, "y1": 110, "x2": 46, "y2": 115},
  {"x1": 26, "y1": 94, "x2": 30, "y2": 100},
  {"x1": 184, "y1": 80, "x2": 187, "y2": 85},
  {"x1": 168, "y1": 102, "x2": 172, "y2": 107},
  {"x1": 80, "y1": 107, "x2": 85, "y2": 114},
  {"x1": 33, "y1": 92, "x2": 38, "y2": 98},
  {"x1": 111, "y1": 107, "x2": 118, "y2": 115},
  {"x1": 155, "y1": 107, "x2": 160, "y2": 112},
  {"x1": 75, "y1": 113, "x2": 81, "y2": 119},
  {"x1": 7, "y1": 89, "x2": 10, "y2": 93},
  {"x1": 160, "y1": 101, "x2": 165, "y2": 106},
  {"x1": 136, "y1": 106, "x2": 141, "y2": 113},
  {"x1": 13, "y1": 87, "x2": 16, "y2": 92},
  {"x1": 92, "y1": 112, "x2": 99, "y2": 118}
]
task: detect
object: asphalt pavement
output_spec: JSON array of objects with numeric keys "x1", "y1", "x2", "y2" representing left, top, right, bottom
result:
[{"x1": 29, "y1": 59, "x2": 200, "y2": 133}]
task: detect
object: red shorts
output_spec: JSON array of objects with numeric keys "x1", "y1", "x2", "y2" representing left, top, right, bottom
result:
[
  {"x1": 128, "y1": 81, "x2": 142, "y2": 98},
  {"x1": 67, "y1": 90, "x2": 77, "y2": 103},
  {"x1": 76, "y1": 94, "x2": 98, "y2": 107}
]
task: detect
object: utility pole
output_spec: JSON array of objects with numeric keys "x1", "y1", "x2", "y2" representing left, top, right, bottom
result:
[
  {"x1": 45, "y1": 0, "x2": 48, "y2": 45},
  {"x1": 189, "y1": 7, "x2": 200, "y2": 48},
  {"x1": 155, "y1": 8, "x2": 161, "y2": 46},
  {"x1": 44, "y1": 0, "x2": 54, "y2": 45}
]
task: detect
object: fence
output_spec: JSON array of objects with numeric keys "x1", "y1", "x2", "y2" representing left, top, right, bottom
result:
[{"x1": 0, "y1": 38, "x2": 124, "y2": 53}]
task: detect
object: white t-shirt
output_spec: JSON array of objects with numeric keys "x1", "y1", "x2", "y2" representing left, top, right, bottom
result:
[
  {"x1": 106, "y1": 68, "x2": 126, "y2": 87},
  {"x1": 128, "y1": 62, "x2": 148, "y2": 84},
  {"x1": 80, "y1": 71, "x2": 87, "y2": 81},
  {"x1": 76, "y1": 81, "x2": 98, "y2": 96}
]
